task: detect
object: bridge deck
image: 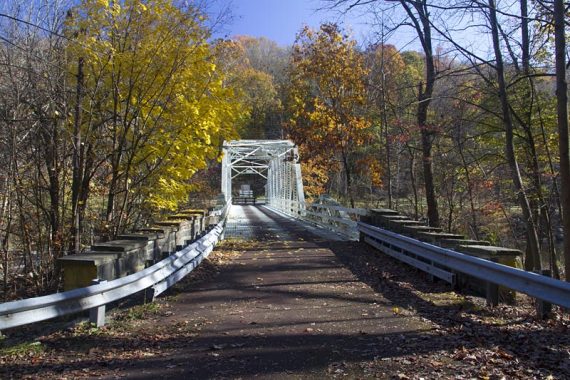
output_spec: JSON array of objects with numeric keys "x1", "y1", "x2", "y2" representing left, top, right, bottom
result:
[{"x1": 127, "y1": 205, "x2": 429, "y2": 378}]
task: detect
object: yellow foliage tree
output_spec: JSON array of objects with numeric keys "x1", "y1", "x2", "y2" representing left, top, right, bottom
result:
[{"x1": 66, "y1": 0, "x2": 246, "y2": 236}]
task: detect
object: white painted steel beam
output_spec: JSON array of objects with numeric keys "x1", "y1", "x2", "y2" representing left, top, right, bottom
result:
[{"x1": 221, "y1": 140, "x2": 304, "y2": 208}]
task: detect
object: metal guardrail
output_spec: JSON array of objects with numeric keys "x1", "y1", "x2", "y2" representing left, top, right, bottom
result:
[
  {"x1": 0, "y1": 203, "x2": 231, "y2": 331},
  {"x1": 358, "y1": 222, "x2": 570, "y2": 309}
]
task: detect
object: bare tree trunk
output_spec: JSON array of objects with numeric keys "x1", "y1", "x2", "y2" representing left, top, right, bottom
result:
[
  {"x1": 70, "y1": 57, "x2": 84, "y2": 254},
  {"x1": 341, "y1": 150, "x2": 355, "y2": 208},
  {"x1": 446, "y1": 175, "x2": 456, "y2": 231},
  {"x1": 378, "y1": 27, "x2": 392, "y2": 208},
  {"x1": 399, "y1": 0, "x2": 440, "y2": 227},
  {"x1": 488, "y1": 0, "x2": 541, "y2": 270},
  {"x1": 1, "y1": 175, "x2": 12, "y2": 301},
  {"x1": 394, "y1": 146, "x2": 403, "y2": 210},
  {"x1": 519, "y1": 0, "x2": 558, "y2": 273},
  {"x1": 457, "y1": 127, "x2": 479, "y2": 239},
  {"x1": 553, "y1": 0, "x2": 570, "y2": 280},
  {"x1": 106, "y1": 79, "x2": 127, "y2": 239},
  {"x1": 407, "y1": 145, "x2": 419, "y2": 219},
  {"x1": 536, "y1": 79, "x2": 562, "y2": 278},
  {"x1": 383, "y1": 106, "x2": 392, "y2": 208}
]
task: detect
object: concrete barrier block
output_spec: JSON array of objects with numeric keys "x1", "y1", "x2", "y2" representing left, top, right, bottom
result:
[
  {"x1": 400, "y1": 225, "x2": 443, "y2": 237},
  {"x1": 194, "y1": 216, "x2": 205, "y2": 238},
  {"x1": 386, "y1": 220, "x2": 423, "y2": 233},
  {"x1": 168, "y1": 214, "x2": 203, "y2": 240},
  {"x1": 58, "y1": 253, "x2": 118, "y2": 290},
  {"x1": 204, "y1": 212, "x2": 220, "y2": 227},
  {"x1": 91, "y1": 239, "x2": 148, "y2": 253},
  {"x1": 180, "y1": 209, "x2": 207, "y2": 217},
  {"x1": 59, "y1": 207, "x2": 213, "y2": 291},
  {"x1": 416, "y1": 232, "x2": 465, "y2": 244},
  {"x1": 138, "y1": 227, "x2": 176, "y2": 256},
  {"x1": 369, "y1": 208, "x2": 399, "y2": 216},
  {"x1": 117, "y1": 233, "x2": 161, "y2": 261},
  {"x1": 439, "y1": 239, "x2": 491, "y2": 249},
  {"x1": 457, "y1": 245, "x2": 522, "y2": 265},
  {"x1": 90, "y1": 240, "x2": 149, "y2": 276},
  {"x1": 361, "y1": 208, "x2": 400, "y2": 226},
  {"x1": 155, "y1": 220, "x2": 192, "y2": 249},
  {"x1": 375, "y1": 215, "x2": 410, "y2": 226}
]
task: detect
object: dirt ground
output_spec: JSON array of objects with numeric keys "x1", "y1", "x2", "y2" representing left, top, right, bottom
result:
[{"x1": 1, "y1": 206, "x2": 568, "y2": 379}]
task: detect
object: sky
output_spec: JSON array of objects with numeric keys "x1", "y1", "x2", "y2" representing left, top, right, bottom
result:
[
  {"x1": 210, "y1": 0, "x2": 382, "y2": 47},
  {"x1": 208, "y1": 0, "x2": 492, "y2": 58}
]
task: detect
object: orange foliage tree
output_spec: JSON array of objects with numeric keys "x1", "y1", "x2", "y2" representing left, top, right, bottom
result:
[{"x1": 286, "y1": 24, "x2": 372, "y2": 207}]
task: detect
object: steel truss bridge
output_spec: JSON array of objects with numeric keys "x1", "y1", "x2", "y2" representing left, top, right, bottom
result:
[{"x1": 221, "y1": 140, "x2": 305, "y2": 210}]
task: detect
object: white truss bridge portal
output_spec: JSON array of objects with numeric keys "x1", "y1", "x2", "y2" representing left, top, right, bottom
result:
[{"x1": 221, "y1": 140, "x2": 305, "y2": 208}]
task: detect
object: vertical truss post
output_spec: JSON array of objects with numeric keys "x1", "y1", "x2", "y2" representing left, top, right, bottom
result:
[
  {"x1": 221, "y1": 146, "x2": 232, "y2": 202},
  {"x1": 293, "y1": 147, "x2": 305, "y2": 216},
  {"x1": 286, "y1": 158, "x2": 293, "y2": 213},
  {"x1": 276, "y1": 157, "x2": 282, "y2": 210}
]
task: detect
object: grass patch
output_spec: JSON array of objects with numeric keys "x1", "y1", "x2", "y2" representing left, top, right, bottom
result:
[
  {"x1": 114, "y1": 301, "x2": 162, "y2": 322},
  {"x1": 71, "y1": 321, "x2": 104, "y2": 336},
  {"x1": 0, "y1": 341, "x2": 44, "y2": 356}
]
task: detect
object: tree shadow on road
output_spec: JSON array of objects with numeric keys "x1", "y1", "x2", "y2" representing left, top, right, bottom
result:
[{"x1": 325, "y1": 239, "x2": 570, "y2": 378}]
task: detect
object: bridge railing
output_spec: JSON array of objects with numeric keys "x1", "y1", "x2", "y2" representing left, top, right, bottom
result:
[
  {"x1": 268, "y1": 198, "x2": 365, "y2": 239},
  {"x1": 0, "y1": 202, "x2": 231, "y2": 331}
]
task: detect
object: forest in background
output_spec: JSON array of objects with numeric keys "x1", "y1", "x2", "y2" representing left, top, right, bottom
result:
[
  {"x1": 237, "y1": 1, "x2": 570, "y2": 283},
  {"x1": 0, "y1": 0, "x2": 569, "y2": 300}
]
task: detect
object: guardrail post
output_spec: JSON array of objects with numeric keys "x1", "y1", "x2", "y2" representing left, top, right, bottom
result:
[
  {"x1": 484, "y1": 258, "x2": 499, "y2": 306},
  {"x1": 89, "y1": 279, "x2": 107, "y2": 327},
  {"x1": 427, "y1": 261, "x2": 436, "y2": 283},
  {"x1": 452, "y1": 270, "x2": 463, "y2": 291},
  {"x1": 535, "y1": 270, "x2": 553, "y2": 320},
  {"x1": 486, "y1": 281, "x2": 499, "y2": 307},
  {"x1": 359, "y1": 231, "x2": 365, "y2": 243},
  {"x1": 484, "y1": 257, "x2": 499, "y2": 306}
]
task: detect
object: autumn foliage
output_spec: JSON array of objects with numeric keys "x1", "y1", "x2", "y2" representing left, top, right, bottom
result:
[
  {"x1": 0, "y1": 0, "x2": 248, "y2": 295},
  {"x1": 286, "y1": 24, "x2": 372, "y2": 205}
]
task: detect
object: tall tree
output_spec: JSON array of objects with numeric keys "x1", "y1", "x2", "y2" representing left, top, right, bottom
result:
[
  {"x1": 286, "y1": 24, "x2": 372, "y2": 207},
  {"x1": 366, "y1": 44, "x2": 407, "y2": 208},
  {"x1": 553, "y1": 0, "x2": 570, "y2": 279},
  {"x1": 324, "y1": 0, "x2": 441, "y2": 225},
  {"x1": 67, "y1": 0, "x2": 245, "y2": 237},
  {"x1": 398, "y1": 0, "x2": 441, "y2": 227},
  {"x1": 487, "y1": 0, "x2": 542, "y2": 270}
]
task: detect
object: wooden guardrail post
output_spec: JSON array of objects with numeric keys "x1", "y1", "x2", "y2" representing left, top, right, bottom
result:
[
  {"x1": 485, "y1": 258, "x2": 499, "y2": 307},
  {"x1": 486, "y1": 281, "x2": 499, "y2": 306},
  {"x1": 535, "y1": 270, "x2": 553, "y2": 319},
  {"x1": 89, "y1": 279, "x2": 107, "y2": 327}
]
